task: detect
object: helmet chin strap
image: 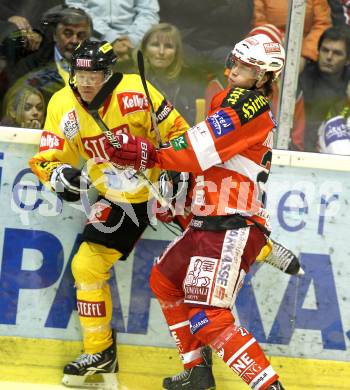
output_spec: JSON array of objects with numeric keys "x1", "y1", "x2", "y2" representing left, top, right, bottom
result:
[
  {"x1": 252, "y1": 69, "x2": 267, "y2": 91},
  {"x1": 256, "y1": 68, "x2": 266, "y2": 82},
  {"x1": 104, "y1": 69, "x2": 113, "y2": 83}
]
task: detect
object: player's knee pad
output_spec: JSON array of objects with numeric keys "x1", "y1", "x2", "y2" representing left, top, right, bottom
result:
[
  {"x1": 72, "y1": 241, "x2": 121, "y2": 283},
  {"x1": 188, "y1": 307, "x2": 235, "y2": 345}
]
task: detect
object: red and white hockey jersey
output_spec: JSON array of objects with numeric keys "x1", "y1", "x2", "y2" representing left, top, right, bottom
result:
[{"x1": 157, "y1": 87, "x2": 276, "y2": 228}]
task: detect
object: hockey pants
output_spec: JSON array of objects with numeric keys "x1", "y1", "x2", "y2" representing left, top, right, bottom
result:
[{"x1": 149, "y1": 226, "x2": 279, "y2": 390}]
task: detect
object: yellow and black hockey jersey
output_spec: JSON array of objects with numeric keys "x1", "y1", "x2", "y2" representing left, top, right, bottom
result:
[{"x1": 29, "y1": 73, "x2": 189, "y2": 203}]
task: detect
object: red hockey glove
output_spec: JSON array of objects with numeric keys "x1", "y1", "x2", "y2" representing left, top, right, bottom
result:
[
  {"x1": 103, "y1": 134, "x2": 158, "y2": 171},
  {"x1": 152, "y1": 199, "x2": 175, "y2": 223}
]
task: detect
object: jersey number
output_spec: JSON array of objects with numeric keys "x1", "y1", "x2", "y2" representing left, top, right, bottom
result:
[{"x1": 256, "y1": 150, "x2": 272, "y2": 206}]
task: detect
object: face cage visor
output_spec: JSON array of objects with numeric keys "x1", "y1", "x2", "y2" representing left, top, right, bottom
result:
[
  {"x1": 229, "y1": 55, "x2": 267, "y2": 81},
  {"x1": 69, "y1": 65, "x2": 113, "y2": 87}
]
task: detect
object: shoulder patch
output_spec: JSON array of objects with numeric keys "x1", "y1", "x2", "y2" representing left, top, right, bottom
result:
[
  {"x1": 156, "y1": 98, "x2": 174, "y2": 123},
  {"x1": 40, "y1": 131, "x2": 65, "y2": 151},
  {"x1": 207, "y1": 109, "x2": 235, "y2": 137},
  {"x1": 117, "y1": 91, "x2": 149, "y2": 116},
  {"x1": 222, "y1": 88, "x2": 270, "y2": 125},
  {"x1": 60, "y1": 109, "x2": 80, "y2": 140},
  {"x1": 170, "y1": 134, "x2": 188, "y2": 151}
]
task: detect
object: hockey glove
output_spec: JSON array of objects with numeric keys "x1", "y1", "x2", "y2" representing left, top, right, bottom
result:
[
  {"x1": 103, "y1": 134, "x2": 158, "y2": 171},
  {"x1": 153, "y1": 171, "x2": 191, "y2": 224},
  {"x1": 50, "y1": 164, "x2": 91, "y2": 202},
  {"x1": 152, "y1": 199, "x2": 175, "y2": 223}
]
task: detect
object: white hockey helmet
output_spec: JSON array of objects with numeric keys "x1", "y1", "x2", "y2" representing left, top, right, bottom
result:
[{"x1": 231, "y1": 34, "x2": 285, "y2": 80}]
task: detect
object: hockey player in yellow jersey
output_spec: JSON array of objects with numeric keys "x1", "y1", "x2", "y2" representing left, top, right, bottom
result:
[{"x1": 29, "y1": 40, "x2": 189, "y2": 388}]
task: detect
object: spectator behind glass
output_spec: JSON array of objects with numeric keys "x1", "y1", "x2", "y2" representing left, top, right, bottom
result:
[
  {"x1": 0, "y1": 18, "x2": 41, "y2": 65},
  {"x1": 158, "y1": 0, "x2": 254, "y2": 79},
  {"x1": 66, "y1": 0, "x2": 159, "y2": 61},
  {"x1": 0, "y1": 1, "x2": 65, "y2": 64},
  {"x1": 3, "y1": 5, "x2": 92, "y2": 112},
  {"x1": 7, "y1": 5, "x2": 93, "y2": 86},
  {"x1": 0, "y1": 0, "x2": 64, "y2": 67},
  {"x1": 292, "y1": 26, "x2": 350, "y2": 152},
  {"x1": 140, "y1": 23, "x2": 206, "y2": 125},
  {"x1": 253, "y1": 0, "x2": 332, "y2": 72},
  {"x1": 0, "y1": 1, "x2": 64, "y2": 111},
  {"x1": 0, "y1": 2, "x2": 64, "y2": 30},
  {"x1": 1, "y1": 86, "x2": 45, "y2": 129},
  {"x1": 328, "y1": 0, "x2": 350, "y2": 27}
]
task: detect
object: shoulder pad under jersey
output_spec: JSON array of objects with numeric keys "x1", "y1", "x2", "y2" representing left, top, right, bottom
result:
[{"x1": 221, "y1": 87, "x2": 270, "y2": 125}]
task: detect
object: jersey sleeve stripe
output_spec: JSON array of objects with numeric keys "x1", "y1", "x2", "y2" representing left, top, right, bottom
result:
[
  {"x1": 220, "y1": 153, "x2": 268, "y2": 182},
  {"x1": 188, "y1": 121, "x2": 222, "y2": 170}
]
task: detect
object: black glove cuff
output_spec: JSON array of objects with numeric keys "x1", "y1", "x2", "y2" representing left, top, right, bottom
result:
[{"x1": 50, "y1": 165, "x2": 90, "y2": 202}]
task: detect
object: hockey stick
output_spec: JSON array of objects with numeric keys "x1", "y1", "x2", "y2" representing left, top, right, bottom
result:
[
  {"x1": 88, "y1": 72, "x2": 123, "y2": 149},
  {"x1": 87, "y1": 73, "x2": 175, "y2": 214},
  {"x1": 137, "y1": 50, "x2": 178, "y2": 211},
  {"x1": 137, "y1": 50, "x2": 163, "y2": 146}
]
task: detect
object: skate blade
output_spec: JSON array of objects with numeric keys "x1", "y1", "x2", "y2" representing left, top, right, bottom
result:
[
  {"x1": 297, "y1": 266, "x2": 305, "y2": 276},
  {"x1": 62, "y1": 372, "x2": 118, "y2": 389}
]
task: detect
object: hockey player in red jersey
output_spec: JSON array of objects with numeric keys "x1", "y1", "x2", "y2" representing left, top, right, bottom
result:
[{"x1": 103, "y1": 34, "x2": 286, "y2": 389}]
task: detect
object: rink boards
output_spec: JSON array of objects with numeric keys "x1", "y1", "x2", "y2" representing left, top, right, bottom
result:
[{"x1": 0, "y1": 128, "x2": 350, "y2": 387}]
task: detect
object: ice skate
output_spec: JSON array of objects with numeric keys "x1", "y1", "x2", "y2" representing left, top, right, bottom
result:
[
  {"x1": 62, "y1": 331, "x2": 118, "y2": 389},
  {"x1": 267, "y1": 380, "x2": 285, "y2": 390},
  {"x1": 163, "y1": 345, "x2": 216, "y2": 389},
  {"x1": 263, "y1": 239, "x2": 304, "y2": 276}
]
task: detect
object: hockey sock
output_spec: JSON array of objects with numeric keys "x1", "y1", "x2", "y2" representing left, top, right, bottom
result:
[
  {"x1": 150, "y1": 267, "x2": 204, "y2": 368},
  {"x1": 191, "y1": 308, "x2": 279, "y2": 389},
  {"x1": 72, "y1": 241, "x2": 122, "y2": 353}
]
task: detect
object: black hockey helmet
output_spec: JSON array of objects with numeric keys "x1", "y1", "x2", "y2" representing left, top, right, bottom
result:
[{"x1": 70, "y1": 40, "x2": 117, "y2": 82}]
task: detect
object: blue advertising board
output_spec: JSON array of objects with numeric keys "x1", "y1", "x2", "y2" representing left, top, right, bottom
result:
[{"x1": 0, "y1": 140, "x2": 349, "y2": 361}]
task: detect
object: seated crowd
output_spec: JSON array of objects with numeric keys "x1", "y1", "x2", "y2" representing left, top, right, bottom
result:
[{"x1": 0, "y1": 0, "x2": 349, "y2": 154}]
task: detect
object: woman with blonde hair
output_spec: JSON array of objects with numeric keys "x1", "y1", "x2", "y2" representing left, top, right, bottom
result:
[
  {"x1": 2, "y1": 86, "x2": 45, "y2": 128},
  {"x1": 140, "y1": 23, "x2": 205, "y2": 125}
]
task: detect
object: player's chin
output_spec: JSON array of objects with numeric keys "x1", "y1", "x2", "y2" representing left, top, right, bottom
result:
[
  {"x1": 80, "y1": 91, "x2": 96, "y2": 103},
  {"x1": 228, "y1": 78, "x2": 241, "y2": 88}
]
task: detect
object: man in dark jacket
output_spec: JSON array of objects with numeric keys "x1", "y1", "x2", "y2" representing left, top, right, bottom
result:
[
  {"x1": 292, "y1": 26, "x2": 350, "y2": 152},
  {"x1": 3, "y1": 5, "x2": 92, "y2": 115},
  {"x1": 0, "y1": 1, "x2": 64, "y2": 61}
]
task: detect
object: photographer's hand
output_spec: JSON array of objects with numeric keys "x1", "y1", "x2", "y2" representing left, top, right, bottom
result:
[
  {"x1": 25, "y1": 30, "x2": 42, "y2": 51},
  {"x1": 7, "y1": 16, "x2": 31, "y2": 31}
]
